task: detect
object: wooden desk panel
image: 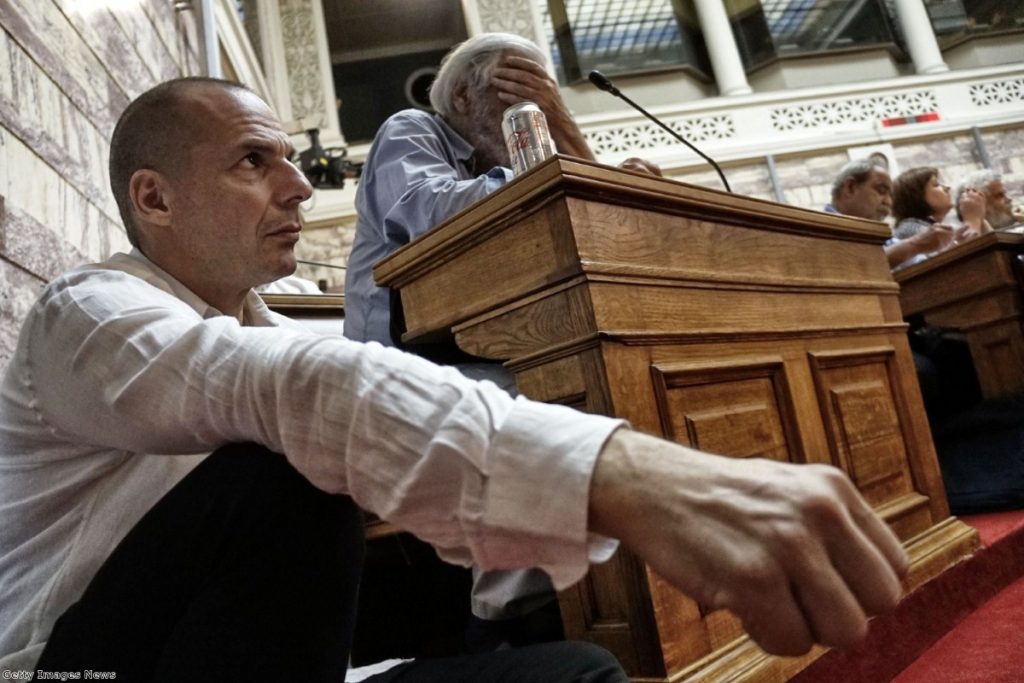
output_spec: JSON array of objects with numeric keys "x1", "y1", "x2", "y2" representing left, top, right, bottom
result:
[
  {"x1": 376, "y1": 157, "x2": 979, "y2": 682},
  {"x1": 895, "y1": 231, "x2": 1024, "y2": 399}
]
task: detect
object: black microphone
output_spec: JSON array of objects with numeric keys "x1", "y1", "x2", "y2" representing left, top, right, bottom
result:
[{"x1": 588, "y1": 70, "x2": 731, "y2": 193}]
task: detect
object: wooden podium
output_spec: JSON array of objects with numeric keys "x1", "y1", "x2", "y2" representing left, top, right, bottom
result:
[
  {"x1": 374, "y1": 157, "x2": 979, "y2": 682},
  {"x1": 895, "y1": 231, "x2": 1024, "y2": 399}
]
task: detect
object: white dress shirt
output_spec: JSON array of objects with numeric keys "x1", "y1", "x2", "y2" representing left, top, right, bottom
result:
[{"x1": 0, "y1": 250, "x2": 620, "y2": 669}]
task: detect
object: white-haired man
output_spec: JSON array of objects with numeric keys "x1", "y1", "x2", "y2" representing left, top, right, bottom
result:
[
  {"x1": 343, "y1": 33, "x2": 658, "y2": 649},
  {"x1": 344, "y1": 32, "x2": 654, "y2": 348},
  {"x1": 953, "y1": 169, "x2": 1019, "y2": 230}
]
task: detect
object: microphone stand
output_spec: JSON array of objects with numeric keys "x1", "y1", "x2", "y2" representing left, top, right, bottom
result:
[{"x1": 589, "y1": 70, "x2": 731, "y2": 193}]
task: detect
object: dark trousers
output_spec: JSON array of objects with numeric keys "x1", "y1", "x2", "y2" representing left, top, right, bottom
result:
[{"x1": 37, "y1": 444, "x2": 626, "y2": 682}]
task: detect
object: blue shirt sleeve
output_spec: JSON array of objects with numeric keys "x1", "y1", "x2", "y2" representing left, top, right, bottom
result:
[
  {"x1": 344, "y1": 111, "x2": 513, "y2": 345},
  {"x1": 358, "y1": 112, "x2": 511, "y2": 247}
]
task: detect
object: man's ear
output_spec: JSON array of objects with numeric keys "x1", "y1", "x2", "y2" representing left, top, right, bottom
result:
[
  {"x1": 840, "y1": 177, "x2": 858, "y2": 198},
  {"x1": 129, "y1": 169, "x2": 172, "y2": 228},
  {"x1": 451, "y1": 81, "x2": 470, "y2": 115}
]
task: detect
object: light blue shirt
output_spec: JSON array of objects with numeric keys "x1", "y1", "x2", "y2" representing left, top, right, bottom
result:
[{"x1": 343, "y1": 109, "x2": 513, "y2": 345}]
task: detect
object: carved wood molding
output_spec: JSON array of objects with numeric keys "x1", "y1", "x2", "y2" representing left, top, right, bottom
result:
[
  {"x1": 650, "y1": 355, "x2": 805, "y2": 463},
  {"x1": 375, "y1": 156, "x2": 892, "y2": 289}
]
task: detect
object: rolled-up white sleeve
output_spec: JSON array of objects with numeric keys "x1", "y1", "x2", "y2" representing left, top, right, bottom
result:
[{"x1": 26, "y1": 267, "x2": 622, "y2": 589}]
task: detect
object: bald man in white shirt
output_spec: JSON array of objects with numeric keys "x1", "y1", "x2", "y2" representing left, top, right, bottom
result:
[{"x1": 0, "y1": 78, "x2": 907, "y2": 682}]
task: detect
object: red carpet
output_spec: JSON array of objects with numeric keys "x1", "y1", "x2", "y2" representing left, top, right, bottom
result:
[
  {"x1": 962, "y1": 509, "x2": 1024, "y2": 546},
  {"x1": 893, "y1": 574, "x2": 1024, "y2": 682},
  {"x1": 791, "y1": 509, "x2": 1024, "y2": 683}
]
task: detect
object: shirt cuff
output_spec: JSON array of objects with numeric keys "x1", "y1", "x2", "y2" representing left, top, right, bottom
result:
[
  {"x1": 473, "y1": 397, "x2": 624, "y2": 590},
  {"x1": 486, "y1": 166, "x2": 515, "y2": 185}
]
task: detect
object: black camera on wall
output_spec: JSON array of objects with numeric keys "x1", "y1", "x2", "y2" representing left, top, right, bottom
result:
[{"x1": 296, "y1": 128, "x2": 362, "y2": 189}]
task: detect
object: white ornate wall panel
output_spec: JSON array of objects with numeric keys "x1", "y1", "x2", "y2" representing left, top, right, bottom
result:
[
  {"x1": 969, "y1": 76, "x2": 1024, "y2": 107},
  {"x1": 277, "y1": 0, "x2": 341, "y2": 142},
  {"x1": 768, "y1": 92, "x2": 939, "y2": 132},
  {"x1": 461, "y1": 0, "x2": 553, "y2": 70},
  {"x1": 578, "y1": 64, "x2": 1024, "y2": 172},
  {"x1": 216, "y1": 0, "x2": 273, "y2": 103},
  {"x1": 463, "y1": 0, "x2": 545, "y2": 44},
  {"x1": 586, "y1": 115, "x2": 735, "y2": 155}
]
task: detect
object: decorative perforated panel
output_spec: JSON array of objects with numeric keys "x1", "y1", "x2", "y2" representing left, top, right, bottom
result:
[
  {"x1": 969, "y1": 77, "x2": 1024, "y2": 107},
  {"x1": 770, "y1": 91, "x2": 939, "y2": 131},
  {"x1": 476, "y1": 0, "x2": 535, "y2": 35},
  {"x1": 585, "y1": 115, "x2": 735, "y2": 154}
]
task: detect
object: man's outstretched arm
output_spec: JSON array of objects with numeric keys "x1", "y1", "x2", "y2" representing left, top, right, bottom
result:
[{"x1": 589, "y1": 429, "x2": 909, "y2": 657}]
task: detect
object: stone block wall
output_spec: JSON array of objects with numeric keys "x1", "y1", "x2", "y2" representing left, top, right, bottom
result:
[
  {"x1": 294, "y1": 216, "x2": 358, "y2": 292},
  {"x1": 668, "y1": 124, "x2": 1024, "y2": 217},
  {"x1": 0, "y1": 0, "x2": 197, "y2": 371}
]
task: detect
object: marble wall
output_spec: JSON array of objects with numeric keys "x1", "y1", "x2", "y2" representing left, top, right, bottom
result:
[
  {"x1": 294, "y1": 216, "x2": 357, "y2": 292},
  {"x1": 0, "y1": 0, "x2": 197, "y2": 371}
]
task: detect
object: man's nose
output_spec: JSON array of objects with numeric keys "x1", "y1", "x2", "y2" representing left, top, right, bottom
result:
[{"x1": 279, "y1": 159, "x2": 314, "y2": 204}]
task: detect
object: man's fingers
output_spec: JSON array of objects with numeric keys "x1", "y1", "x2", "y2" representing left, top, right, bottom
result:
[
  {"x1": 492, "y1": 57, "x2": 558, "y2": 99},
  {"x1": 492, "y1": 75, "x2": 554, "y2": 106},
  {"x1": 774, "y1": 471, "x2": 904, "y2": 650},
  {"x1": 619, "y1": 157, "x2": 663, "y2": 176},
  {"x1": 828, "y1": 529, "x2": 904, "y2": 623},
  {"x1": 501, "y1": 54, "x2": 548, "y2": 75},
  {"x1": 791, "y1": 548, "x2": 870, "y2": 649},
  {"x1": 494, "y1": 85, "x2": 526, "y2": 105},
  {"x1": 491, "y1": 70, "x2": 542, "y2": 89},
  {"x1": 748, "y1": 521, "x2": 889, "y2": 654},
  {"x1": 808, "y1": 473, "x2": 906, "y2": 614},
  {"x1": 846, "y1": 495, "x2": 910, "y2": 582},
  {"x1": 737, "y1": 579, "x2": 814, "y2": 656}
]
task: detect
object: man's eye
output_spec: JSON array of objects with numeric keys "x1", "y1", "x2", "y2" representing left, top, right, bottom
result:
[{"x1": 244, "y1": 152, "x2": 262, "y2": 167}]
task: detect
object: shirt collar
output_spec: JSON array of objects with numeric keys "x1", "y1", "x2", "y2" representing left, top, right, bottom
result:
[
  {"x1": 434, "y1": 114, "x2": 477, "y2": 166},
  {"x1": 120, "y1": 249, "x2": 278, "y2": 326}
]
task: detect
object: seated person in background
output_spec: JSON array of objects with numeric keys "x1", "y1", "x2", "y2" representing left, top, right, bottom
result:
[
  {"x1": 343, "y1": 32, "x2": 658, "y2": 650},
  {"x1": 826, "y1": 158, "x2": 954, "y2": 269},
  {"x1": 344, "y1": 31, "x2": 656, "y2": 349},
  {"x1": 825, "y1": 158, "x2": 892, "y2": 222},
  {"x1": 890, "y1": 167, "x2": 987, "y2": 416},
  {"x1": 0, "y1": 77, "x2": 908, "y2": 682},
  {"x1": 953, "y1": 169, "x2": 1020, "y2": 230},
  {"x1": 892, "y1": 166, "x2": 992, "y2": 266}
]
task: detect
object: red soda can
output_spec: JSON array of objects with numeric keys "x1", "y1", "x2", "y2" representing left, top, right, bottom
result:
[{"x1": 502, "y1": 102, "x2": 555, "y2": 175}]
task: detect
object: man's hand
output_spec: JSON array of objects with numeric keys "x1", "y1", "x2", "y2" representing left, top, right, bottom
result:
[
  {"x1": 957, "y1": 189, "x2": 994, "y2": 239},
  {"x1": 958, "y1": 188, "x2": 986, "y2": 224},
  {"x1": 907, "y1": 223, "x2": 956, "y2": 252},
  {"x1": 589, "y1": 430, "x2": 908, "y2": 657},
  {"x1": 618, "y1": 157, "x2": 663, "y2": 177},
  {"x1": 491, "y1": 55, "x2": 596, "y2": 160},
  {"x1": 885, "y1": 223, "x2": 955, "y2": 268}
]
